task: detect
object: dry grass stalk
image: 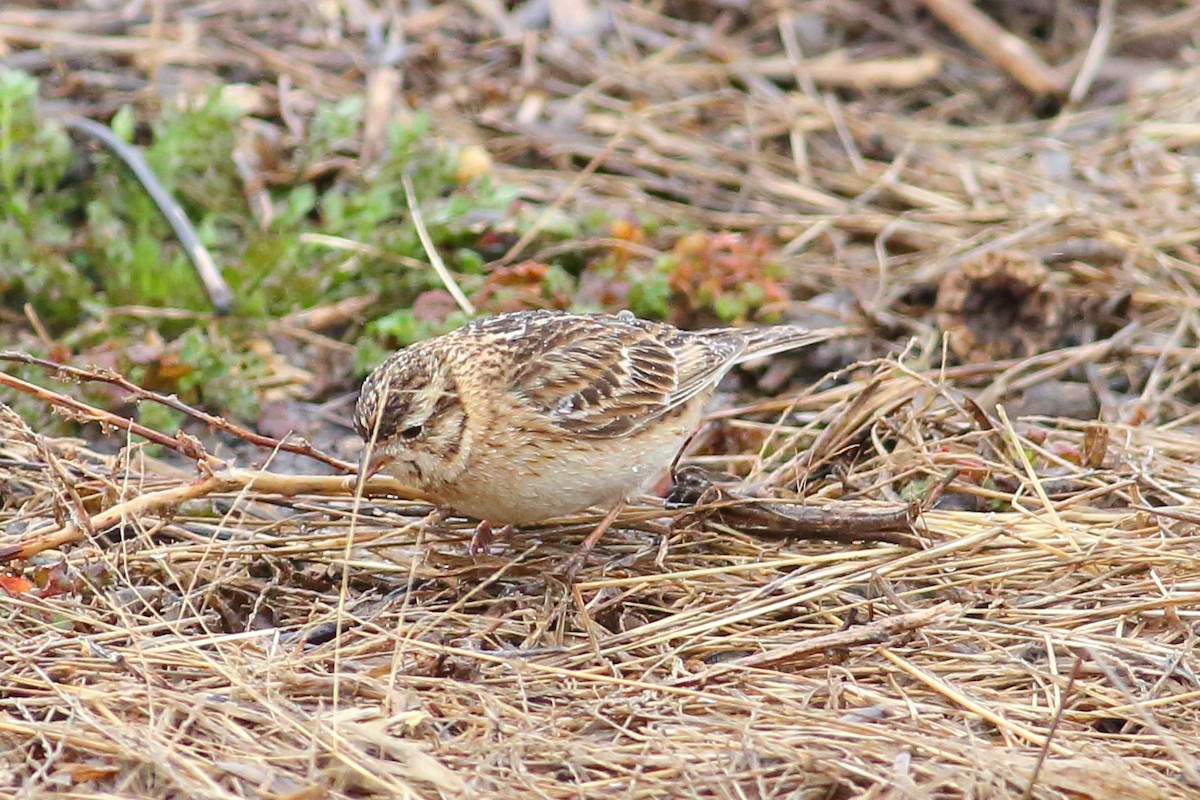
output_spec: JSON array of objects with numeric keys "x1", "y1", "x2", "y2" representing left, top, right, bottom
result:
[
  {"x1": 4, "y1": 1, "x2": 1200, "y2": 797},
  {"x1": 4, "y1": 341, "x2": 1200, "y2": 797}
]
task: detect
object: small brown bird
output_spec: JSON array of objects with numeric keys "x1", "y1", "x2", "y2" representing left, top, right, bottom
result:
[{"x1": 354, "y1": 309, "x2": 838, "y2": 554}]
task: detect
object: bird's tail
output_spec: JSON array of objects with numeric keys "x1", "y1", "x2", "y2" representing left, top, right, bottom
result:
[{"x1": 724, "y1": 325, "x2": 852, "y2": 364}]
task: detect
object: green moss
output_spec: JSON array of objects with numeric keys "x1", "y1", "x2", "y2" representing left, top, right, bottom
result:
[
  {"x1": 900, "y1": 475, "x2": 935, "y2": 503},
  {"x1": 0, "y1": 68, "x2": 684, "y2": 422},
  {"x1": 0, "y1": 69, "x2": 81, "y2": 325},
  {"x1": 628, "y1": 270, "x2": 672, "y2": 319},
  {"x1": 368, "y1": 308, "x2": 472, "y2": 349}
]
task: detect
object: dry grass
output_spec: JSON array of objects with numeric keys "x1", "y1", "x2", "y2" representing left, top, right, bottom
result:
[{"x1": 4, "y1": 1, "x2": 1200, "y2": 798}]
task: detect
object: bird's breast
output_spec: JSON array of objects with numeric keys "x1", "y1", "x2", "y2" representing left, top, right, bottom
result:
[{"x1": 436, "y1": 401, "x2": 705, "y2": 525}]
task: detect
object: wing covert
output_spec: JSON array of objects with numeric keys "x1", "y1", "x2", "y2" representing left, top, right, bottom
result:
[{"x1": 504, "y1": 313, "x2": 734, "y2": 437}]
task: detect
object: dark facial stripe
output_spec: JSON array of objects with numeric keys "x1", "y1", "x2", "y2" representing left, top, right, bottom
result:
[{"x1": 431, "y1": 377, "x2": 466, "y2": 460}]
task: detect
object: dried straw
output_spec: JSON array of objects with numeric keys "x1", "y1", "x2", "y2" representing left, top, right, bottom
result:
[{"x1": 3, "y1": 1, "x2": 1200, "y2": 798}]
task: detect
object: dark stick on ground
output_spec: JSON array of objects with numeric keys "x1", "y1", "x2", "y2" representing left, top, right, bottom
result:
[
  {"x1": 58, "y1": 114, "x2": 234, "y2": 314},
  {"x1": 667, "y1": 466, "x2": 924, "y2": 548}
]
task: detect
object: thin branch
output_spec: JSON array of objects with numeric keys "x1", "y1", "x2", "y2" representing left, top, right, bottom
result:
[
  {"x1": 676, "y1": 603, "x2": 957, "y2": 685},
  {"x1": 0, "y1": 467, "x2": 430, "y2": 563},
  {"x1": 1022, "y1": 655, "x2": 1084, "y2": 800},
  {"x1": 667, "y1": 466, "x2": 923, "y2": 548},
  {"x1": 0, "y1": 351, "x2": 353, "y2": 473},
  {"x1": 0, "y1": 368, "x2": 211, "y2": 462},
  {"x1": 58, "y1": 115, "x2": 234, "y2": 314}
]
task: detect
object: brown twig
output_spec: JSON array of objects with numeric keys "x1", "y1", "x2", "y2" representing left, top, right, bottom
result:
[
  {"x1": 0, "y1": 352, "x2": 354, "y2": 473},
  {"x1": 0, "y1": 467, "x2": 430, "y2": 563},
  {"x1": 0, "y1": 359, "x2": 428, "y2": 562},
  {"x1": 1022, "y1": 655, "x2": 1084, "y2": 800},
  {"x1": 667, "y1": 466, "x2": 923, "y2": 548},
  {"x1": 0, "y1": 368, "x2": 212, "y2": 462},
  {"x1": 676, "y1": 603, "x2": 956, "y2": 685},
  {"x1": 0, "y1": 471, "x2": 229, "y2": 562},
  {"x1": 916, "y1": 0, "x2": 1067, "y2": 95}
]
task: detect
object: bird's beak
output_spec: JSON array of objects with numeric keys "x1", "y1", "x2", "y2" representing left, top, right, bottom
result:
[{"x1": 358, "y1": 447, "x2": 391, "y2": 483}]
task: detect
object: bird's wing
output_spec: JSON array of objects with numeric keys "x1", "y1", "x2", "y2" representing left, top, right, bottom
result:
[{"x1": 503, "y1": 313, "x2": 741, "y2": 438}]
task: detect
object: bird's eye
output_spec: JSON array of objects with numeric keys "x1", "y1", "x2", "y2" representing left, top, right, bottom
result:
[{"x1": 401, "y1": 424, "x2": 423, "y2": 439}]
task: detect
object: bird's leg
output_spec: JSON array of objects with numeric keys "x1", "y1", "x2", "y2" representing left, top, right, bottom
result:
[
  {"x1": 469, "y1": 519, "x2": 512, "y2": 554},
  {"x1": 567, "y1": 499, "x2": 627, "y2": 573},
  {"x1": 669, "y1": 420, "x2": 712, "y2": 481}
]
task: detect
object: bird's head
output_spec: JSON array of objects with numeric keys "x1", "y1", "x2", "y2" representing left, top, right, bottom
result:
[{"x1": 354, "y1": 347, "x2": 469, "y2": 490}]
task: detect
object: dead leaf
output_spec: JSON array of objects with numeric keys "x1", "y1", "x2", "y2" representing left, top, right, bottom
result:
[{"x1": 0, "y1": 574, "x2": 33, "y2": 595}]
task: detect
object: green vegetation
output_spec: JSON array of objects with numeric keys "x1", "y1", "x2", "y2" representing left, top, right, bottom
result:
[{"x1": 0, "y1": 68, "x2": 794, "y2": 423}]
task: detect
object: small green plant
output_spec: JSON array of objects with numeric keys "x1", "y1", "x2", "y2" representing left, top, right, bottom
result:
[
  {"x1": 660, "y1": 231, "x2": 788, "y2": 323},
  {"x1": 900, "y1": 475, "x2": 936, "y2": 503},
  {"x1": 627, "y1": 269, "x2": 672, "y2": 319},
  {"x1": 0, "y1": 69, "x2": 81, "y2": 325},
  {"x1": 982, "y1": 477, "x2": 1011, "y2": 511},
  {"x1": 368, "y1": 307, "x2": 472, "y2": 349},
  {"x1": 0, "y1": 68, "x2": 699, "y2": 425}
]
